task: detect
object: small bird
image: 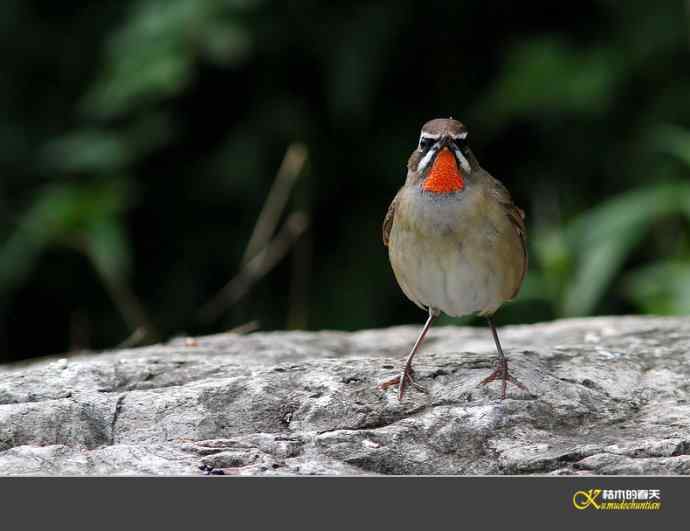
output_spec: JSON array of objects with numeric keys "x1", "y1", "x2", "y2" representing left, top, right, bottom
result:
[{"x1": 381, "y1": 117, "x2": 529, "y2": 400}]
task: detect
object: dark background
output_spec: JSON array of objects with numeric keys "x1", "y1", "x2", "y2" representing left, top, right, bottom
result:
[{"x1": 1, "y1": 0, "x2": 689, "y2": 363}]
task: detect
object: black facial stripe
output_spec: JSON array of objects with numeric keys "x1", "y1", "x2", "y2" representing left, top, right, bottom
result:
[
  {"x1": 451, "y1": 137, "x2": 470, "y2": 156},
  {"x1": 419, "y1": 137, "x2": 435, "y2": 150}
]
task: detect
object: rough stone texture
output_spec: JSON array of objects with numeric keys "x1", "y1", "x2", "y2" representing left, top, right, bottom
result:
[{"x1": 1, "y1": 316, "x2": 690, "y2": 475}]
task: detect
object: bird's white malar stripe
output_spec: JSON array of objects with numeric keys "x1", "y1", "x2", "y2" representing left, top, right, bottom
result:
[
  {"x1": 417, "y1": 146, "x2": 438, "y2": 171},
  {"x1": 418, "y1": 146, "x2": 470, "y2": 175},
  {"x1": 453, "y1": 147, "x2": 471, "y2": 173},
  {"x1": 417, "y1": 132, "x2": 442, "y2": 171},
  {"x1": 451, "y1": 131, "x2": 470, "y2": 172}
]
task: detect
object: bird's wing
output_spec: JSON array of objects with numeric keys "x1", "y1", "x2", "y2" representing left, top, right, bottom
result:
[
  {"x1": 487, "y1": 174, "x2": 528, "y2": 297},
  {"x1": 382, "y1": 191, "x2": 401, "y2": 247}
]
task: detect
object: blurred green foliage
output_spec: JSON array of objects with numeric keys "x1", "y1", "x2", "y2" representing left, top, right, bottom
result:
[{"x1": 0, "y1": 1, "x2": 689, "y2": 360}]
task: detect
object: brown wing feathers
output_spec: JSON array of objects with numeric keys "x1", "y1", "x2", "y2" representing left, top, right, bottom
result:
[
  {"x1": 382, "y1": 192, "x2": 400, "y2": 247},
  {"x1": 488, "y1": 176, "x2": 528, "y2": 296}
]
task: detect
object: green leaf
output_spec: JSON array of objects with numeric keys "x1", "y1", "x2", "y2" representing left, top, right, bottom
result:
[
  {"x1": 0, "y1": 181, "x2": 130, "y2": 294},
  {"x1": 479, "y1": 37, "x2": 621, "y2": 121},
  {"x1": 82, "y1": 0, "x2": 255, "y2": 119},
  {"x1": 655, "y1": 124, "x2": 690, "y2": 168},
  {"x1": 561, "y1": 181, "x2": 690, "y2": 316},
  {"x1": 41, "y1": 130, "x2": 133, "y2": 174},
  {"x1": 624, "y1": 260, "x2": 690, "y2": 315}
]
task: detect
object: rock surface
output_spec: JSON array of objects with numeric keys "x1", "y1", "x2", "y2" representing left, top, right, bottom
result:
[{"x1": 1, "y1": 316, "x2": 690, "y2": 475}]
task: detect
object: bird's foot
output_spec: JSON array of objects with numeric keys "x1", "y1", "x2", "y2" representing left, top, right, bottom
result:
[
  {"x1": 379, "y1": 366, "x2": 426, "y2": 400},
  {"x1": 479, "y1": 357, "x2": 529, "y2": 399}
]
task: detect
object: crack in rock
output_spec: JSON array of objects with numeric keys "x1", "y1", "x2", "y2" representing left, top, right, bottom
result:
[{"x1": 110, "y1": 394, "x2": 126, "y2": 445}]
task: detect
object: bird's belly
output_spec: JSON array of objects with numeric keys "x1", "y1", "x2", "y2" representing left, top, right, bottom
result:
[{"x1": 389, "y1": 226, "x2": 507, "y2": 317}]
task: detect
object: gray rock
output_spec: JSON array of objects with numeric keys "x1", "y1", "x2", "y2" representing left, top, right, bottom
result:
[{"x1": 1, "y1": 316, "x2": 689, "y2": 475}]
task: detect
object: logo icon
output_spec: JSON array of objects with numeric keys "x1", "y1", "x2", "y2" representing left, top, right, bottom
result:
[{"x1": 573, "y1": 489, "x2": 602, "y2": 510}]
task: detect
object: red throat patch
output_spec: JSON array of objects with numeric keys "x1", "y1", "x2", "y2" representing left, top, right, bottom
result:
[{"x1": 422, "y1": 148, "x2": 464, "y2": 193}]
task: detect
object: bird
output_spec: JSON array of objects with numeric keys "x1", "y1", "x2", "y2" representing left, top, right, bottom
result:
[{"x1": 380, "y1": 117, "x2": 530, "y2": 400}]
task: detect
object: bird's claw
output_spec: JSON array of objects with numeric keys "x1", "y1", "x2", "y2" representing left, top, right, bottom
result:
[
  {"x1": 479, "y1": 357, "x2": 529, "y2": 399},
  {"x1": 380, "y1": 367, "x2": 426, "y2": 399}
]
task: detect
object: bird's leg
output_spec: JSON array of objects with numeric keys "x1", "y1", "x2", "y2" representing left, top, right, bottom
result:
[
  {"x1": 480, "y1": 316, "x2": 529, "y2": 399},
  {"x1": 380, "y1": 308, "x2": 436, "y2": 400}
]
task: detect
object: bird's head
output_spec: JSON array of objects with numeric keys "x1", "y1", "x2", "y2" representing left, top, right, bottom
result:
[{"x1": 406, "y1": 118, "x2": 478, "y2": 193}]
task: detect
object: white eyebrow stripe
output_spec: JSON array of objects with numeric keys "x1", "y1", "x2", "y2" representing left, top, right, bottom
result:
[
  {"x1": 452, "y1": 131, "x2": 468, "y2": 139},
  {"x1": 419, "y1": 132, "x2": 441, "y2": 141}
]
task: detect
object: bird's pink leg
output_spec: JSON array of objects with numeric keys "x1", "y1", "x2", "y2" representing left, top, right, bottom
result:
[
  {"x1": 479, "y1": 317, "x2": 530, "y2": 399},
  {"x1": 380, "y1": 308, "x2": 436, "y2": 400}
]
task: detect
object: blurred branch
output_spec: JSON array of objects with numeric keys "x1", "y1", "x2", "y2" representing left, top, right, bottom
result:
[
  {"x1": 69, "y1": 310, "x2": 90, "y2": 352},
  {"x1": 84, "y1": 245, "x2": 159, "y2": 347},
  {"x1": 117, "y1": 326, "x2": 151, "y2": 349},
  {"x1": 199, "y1": 143, "x2": 309, "y2": 323},
  {"x1": 242, "y1": 143, "x2": 308, "y2": 263},
  {"x1": 226, "y1": 320, "x2": 260, "y2": 335},
  {"x1": 287, "y1": 227, "x2": 311, "y2": 330},
  {"x1": 200, "y1": 211, "x2": 310, "y2": 321}
]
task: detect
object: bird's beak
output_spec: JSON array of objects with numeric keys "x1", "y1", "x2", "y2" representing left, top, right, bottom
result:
[
  {"x1": 438, "y1": 136, "x2": 452, "y2": 149},
  {"x1": 437, "y1": 135, "x2": 471, "y2": 175},
  {"x1": 428, "y1": 136, "x2": 458, "y2": 169}
]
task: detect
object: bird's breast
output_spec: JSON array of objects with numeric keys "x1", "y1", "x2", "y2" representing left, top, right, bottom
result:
[{"x1": 388, "y1": 185, "x2": 522, "y2": 317}]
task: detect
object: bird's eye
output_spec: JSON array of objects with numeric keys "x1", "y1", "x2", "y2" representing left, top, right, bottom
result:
[{"x1": 419, "y1": 137, "x2": 434, "y2": 150}]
